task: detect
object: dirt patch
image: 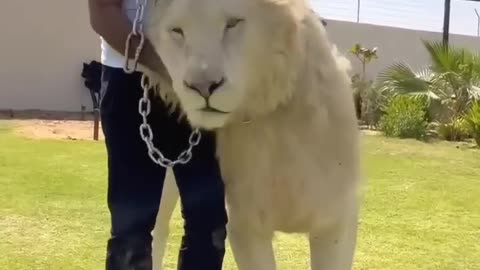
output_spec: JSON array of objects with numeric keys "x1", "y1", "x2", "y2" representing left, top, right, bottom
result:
[
  {"x1": 6, "y1": 119, "x2": 381, "y2": 141},
  {"x1": 360, "y1": 129, "x2": 382, "y2": 136},
  {"x1": 10, "y1": 119, "x2": 104, "y2": 141}
]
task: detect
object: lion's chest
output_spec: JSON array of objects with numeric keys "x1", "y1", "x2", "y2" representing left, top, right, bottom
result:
[{"x1": 216, "y1": 121, "x2": 357, "y2": 233}]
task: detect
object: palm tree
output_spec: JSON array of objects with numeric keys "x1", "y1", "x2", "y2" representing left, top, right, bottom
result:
[
  {"x1": 377, "y1": 40, "x2": 480, "y2": 120},
  {"x1": 349, "y1": 43, "x2": 379, "y2": 122}
]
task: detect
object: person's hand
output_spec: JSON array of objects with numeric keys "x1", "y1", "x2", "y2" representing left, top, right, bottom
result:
[{"x1": 88, "y1": 0, "x2": 171, "y2": 82}]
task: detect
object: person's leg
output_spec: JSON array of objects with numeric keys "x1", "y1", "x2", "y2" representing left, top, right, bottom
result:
[
  {"x1": 100, "y1": 66, "x2": 169, "y2": 270},
  {"x1": 170, "y1": 123, "x2": 228, "y2": 270}
]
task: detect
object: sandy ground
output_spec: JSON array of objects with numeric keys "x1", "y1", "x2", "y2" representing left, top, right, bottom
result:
[
  {"x1": 9, "y1": 119, "x2": 105, "y2": 141},
  {"x1": 4, "y1": 119, "x2": 381, "y2": 141}
]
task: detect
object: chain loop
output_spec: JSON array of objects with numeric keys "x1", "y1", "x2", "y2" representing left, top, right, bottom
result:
[
  {"x1": 123, "y1": 0, "x2": 146, "y2": 74},
  {"x1": 123, "y1": 0, "x2": 201, "y2": 167},
  {"x1": 132, "y1": 1, "x2": 145, "y2": 35},
  {"x1": 189, "y1": 129, "x2": 202, "y2": 146},
  {"x1": 139, "y1": 123, "x2": 153, "y2": 141},
  {"x1": 137, "y1": 74, "x2": 202, "y2": 167},
  {"x1": 138, "y1": 97, "x2": 151, "y2": 115}
]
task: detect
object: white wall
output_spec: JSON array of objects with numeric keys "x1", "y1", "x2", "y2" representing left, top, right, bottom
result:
[
  {"x1": 0, "y1": 0, "x2": 100, "y2": 113},
  {"x1": 324, "y1": 19, "x2": 480, "y2": 80},
  {"x1": 0, "y1": 7, "x2": 478, "y2": 112}
]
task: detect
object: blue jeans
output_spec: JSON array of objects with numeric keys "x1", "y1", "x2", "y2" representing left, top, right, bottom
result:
[{"x1": 100, "y1": 66, "x2": 227, "y2": 270}]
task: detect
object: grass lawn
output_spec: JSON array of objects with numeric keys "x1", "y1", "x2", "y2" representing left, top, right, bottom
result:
[{"x1": 0, "y1": 121, "x2": 479, "y2": 270}]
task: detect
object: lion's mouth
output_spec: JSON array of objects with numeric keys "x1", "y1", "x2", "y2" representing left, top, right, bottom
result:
[{"x1": 199, "y1": 106, "x2": 230, "y2": 114}]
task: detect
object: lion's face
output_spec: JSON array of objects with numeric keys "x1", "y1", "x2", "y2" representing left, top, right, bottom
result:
[{"x1": 147, "y1": 0, "x2": 302, "y2": 129}]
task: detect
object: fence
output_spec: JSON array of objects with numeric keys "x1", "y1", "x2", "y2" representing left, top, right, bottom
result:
[{"x1": 311, "y1": 0, "x2": 480, "y2": 37}]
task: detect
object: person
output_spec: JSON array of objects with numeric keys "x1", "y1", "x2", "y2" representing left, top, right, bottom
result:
[{"x1": 87, "y1": 1, "x2": 228, "y2": 269}]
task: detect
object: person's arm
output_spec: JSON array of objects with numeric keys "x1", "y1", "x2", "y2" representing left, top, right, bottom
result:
[{"x1": 88, "y1": 0, "x2": 169, "y2": 78}]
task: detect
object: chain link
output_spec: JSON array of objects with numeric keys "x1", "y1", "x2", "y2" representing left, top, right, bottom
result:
[
  {"x1": 123, "y1": 0, "x2": 147, "y2": 74},
  {"x1": 124, "y1": 0, "x2": 201, "y2": 167}
]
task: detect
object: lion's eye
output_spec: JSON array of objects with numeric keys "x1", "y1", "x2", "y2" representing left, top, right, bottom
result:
[
  {"x1": 170, "y1": 27, "x2": 184, "y2": 37},
  {"x1": 225, "y1": 18, "x2": 244, "y2": 30}
]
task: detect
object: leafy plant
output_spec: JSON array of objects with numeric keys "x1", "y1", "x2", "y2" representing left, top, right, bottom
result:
[
  {"x1": 349, "y1": 43, "x2": 380, "y2": 123},
  {"x1": 361, "y1": 84, "x2": 390, "y2": 128},
  {"x1": 464, "y1": 102, "x2": 480, "y2": 147},
  {"x1": 377, "y1": 40, "x2": 480, "y2": 121},
  {"x1": 350, "y1": 43, "x2": 379, "y2": 80},
  {"x1": 432, "y1": 117, "x2": 470, "y2": 141},
  {"x1": 378, "y1": 95, "x2": 428, "y2": 139}
]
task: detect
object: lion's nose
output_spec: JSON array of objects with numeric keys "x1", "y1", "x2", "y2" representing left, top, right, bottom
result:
[{"x1": 183, "y1": 77, "x2": 225, "y2": 98}]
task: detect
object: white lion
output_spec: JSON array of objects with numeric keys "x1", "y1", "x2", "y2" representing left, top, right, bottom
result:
[{"x1": 143, "y1": 0, "x2": 362, "y2": 269}]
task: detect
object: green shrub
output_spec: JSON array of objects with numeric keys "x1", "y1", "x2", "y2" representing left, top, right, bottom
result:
[
  {"x1": 379, "y1": 96, "x2": 428, "y2": 139},
  {"x1": 464, "y1": 102, "x2": 480, "y2": 147},
  {"x1": 433, "y1": 117, "x2": 470, "y2": 142}
]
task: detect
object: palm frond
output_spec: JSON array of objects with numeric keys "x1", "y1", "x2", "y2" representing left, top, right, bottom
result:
[
  {"x1": 377, "y1": 62, "x2": 433, "y2": 96},
  {"x1": 406, "y1": 91, "x2": 442, "y2": 101},
  {"x1": 422, "y1": 40, "x2": 451, "y2": 73},
  {"x1": 472, "y1": 52, "x2": 480, "y2": 81},
  {"x1": 469, "y1": 85, "x2": 480, "y2": 101},
  {"x1": 421, "y1": 40, "x2": 470, "y2": 74}
]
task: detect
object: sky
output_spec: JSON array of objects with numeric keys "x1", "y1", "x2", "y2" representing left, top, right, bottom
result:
[{"x1": 310, "y1": 0, "x2": 480, "y2": 37}]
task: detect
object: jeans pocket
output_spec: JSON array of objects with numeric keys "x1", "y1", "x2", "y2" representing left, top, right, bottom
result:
[{"x1": 99, "y1": 67, "x2": 114, "y2": 112}]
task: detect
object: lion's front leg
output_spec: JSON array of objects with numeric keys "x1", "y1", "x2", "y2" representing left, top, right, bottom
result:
[
  {"x1": 308, "y1": 207, "x2": 358, "y2": 270},
  {"x1": 228, "y1": 222, "x2": 276, "y2": 270}
]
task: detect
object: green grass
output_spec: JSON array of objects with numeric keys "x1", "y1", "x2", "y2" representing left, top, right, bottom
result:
[{"x1": 0, "y1": 122, "x2": 479, "y2": 270}]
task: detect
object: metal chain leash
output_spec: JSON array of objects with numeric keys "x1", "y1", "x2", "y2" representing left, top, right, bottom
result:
[
  {"x1": 123, "y1": 0, "x2": 146, "y2": 74},
  {"x1": 124, "y1": 0, "x2": 201, "y2": 167}
]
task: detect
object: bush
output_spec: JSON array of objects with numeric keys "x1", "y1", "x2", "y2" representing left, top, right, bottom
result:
[
  {"x1": 465, "y1": 102, "x2": 480, "y2": 147},
  {"x1": 351, "y1": 77, "x2": 388, "y2": 128},
  {"x1": 361, "y1": 85, "x2": 389, "y2": 128},
  {"x1": 351, "y1": 74, "x2": 366, "y2": 120},
  {"x1": 379, "y1": 96, "x2": 428, "y2": 139},
  {"x1": 433, "y1": 117, "x2": 470, "y2": 141}
]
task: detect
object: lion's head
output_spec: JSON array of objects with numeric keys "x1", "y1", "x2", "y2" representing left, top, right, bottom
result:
[{"x1": 145, "y1": 0, "x2": 312, "y2": 129}]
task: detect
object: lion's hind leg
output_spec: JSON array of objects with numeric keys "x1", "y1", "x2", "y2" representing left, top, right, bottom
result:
[{"x1": 152, "y1": 169, "x2": 179, "y2": 270}]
